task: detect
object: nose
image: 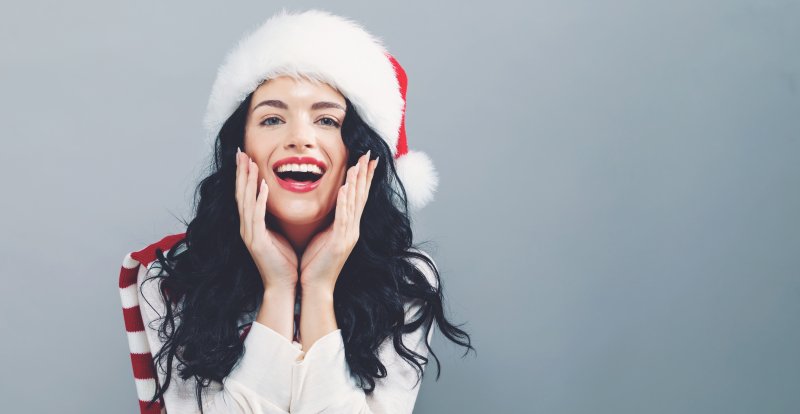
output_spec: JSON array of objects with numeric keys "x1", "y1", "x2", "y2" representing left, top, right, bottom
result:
[{"x1": 283, "y1": 119, "x2": 317, "y2": 151}]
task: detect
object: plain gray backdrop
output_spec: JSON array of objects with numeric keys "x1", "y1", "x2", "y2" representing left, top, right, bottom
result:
[{"x1": 1, "y1": 1, "x2": 798, "y2": 413}]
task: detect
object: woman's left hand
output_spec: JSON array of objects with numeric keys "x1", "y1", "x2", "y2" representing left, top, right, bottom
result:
[{"x1": 299, "y1": 151, "x2": 378, "y2": 293}]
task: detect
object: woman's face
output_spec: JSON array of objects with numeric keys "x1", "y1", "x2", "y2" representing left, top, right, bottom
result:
[{"x1": 244, "y1": 75, "x2": 349, "y2": 226}]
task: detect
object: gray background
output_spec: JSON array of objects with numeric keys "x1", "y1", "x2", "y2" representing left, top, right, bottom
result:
[{"x1": 1, "y1": 1, "x2": 798, "y2": 413}]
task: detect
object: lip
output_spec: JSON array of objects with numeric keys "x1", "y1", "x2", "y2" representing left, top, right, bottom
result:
[
  {"x1": 275, "y1": 174, "x2": 322, "y2": 193},
  {"x1": 272, "y1": 156, "x2": 326, "y2": 193}
]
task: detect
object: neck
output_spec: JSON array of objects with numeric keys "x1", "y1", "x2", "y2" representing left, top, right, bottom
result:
[{"x1": 267, "y1": 211, "x2": 334, "y2": 256}]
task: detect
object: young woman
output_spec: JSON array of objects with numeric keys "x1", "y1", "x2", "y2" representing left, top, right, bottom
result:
[{"x1": 119, "y1": 9, "x2": 473, "y2": 414}]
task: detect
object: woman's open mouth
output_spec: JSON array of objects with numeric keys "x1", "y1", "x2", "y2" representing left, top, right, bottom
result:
[{"x1": 273, "y1": 166, "x2": 324, "y2": 193}]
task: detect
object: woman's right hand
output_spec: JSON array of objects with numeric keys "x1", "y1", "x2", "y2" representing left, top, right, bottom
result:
[{"x1": 236, "y1": 148, "x2": 299, "y2": 292}]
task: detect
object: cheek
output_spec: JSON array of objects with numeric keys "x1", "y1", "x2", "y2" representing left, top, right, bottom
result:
[
  {"x1": 243, "y1": 140, "x2": 275, "y2": 173},
  {"x1": 330, "y1": 165, "x2": 348, "y2": 186},
  {"x1": 334, "y1": 149, "x2": 350, "y2": 181},
  {"x1": 243, "y1": 124, "x2": 275, "y2": 152},
  {"x1": 321, "y1": 169, "x2": 346, "y2": 207}
]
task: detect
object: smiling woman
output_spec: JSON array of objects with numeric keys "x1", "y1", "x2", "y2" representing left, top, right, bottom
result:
[
  {"x1": 118, "y1": 8, "x2": 474, "y2": 414},
  {"x1": 244, "y1": 76, "x2": 350, "y2": 246}
]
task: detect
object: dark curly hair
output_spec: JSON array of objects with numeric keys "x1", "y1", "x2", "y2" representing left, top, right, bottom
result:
[{"x1": 140, "y1": 86, "x2": 474, "y2": 412}]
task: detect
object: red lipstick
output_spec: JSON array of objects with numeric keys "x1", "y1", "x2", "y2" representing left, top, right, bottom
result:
[
  {"x1": 272, "y1": 156, "x2": 326, "y2": 193},
  {"x1": 275, "y1": 175, "x2": 322, "y2": 192}
]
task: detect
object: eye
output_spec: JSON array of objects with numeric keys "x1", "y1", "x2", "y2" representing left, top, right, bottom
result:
[
  {"x1": 318, "y1": 117, "x2": 341, "y2": 128},
  {"x1": 260, "y1": 116, "x2": 283, "y2": 127}
]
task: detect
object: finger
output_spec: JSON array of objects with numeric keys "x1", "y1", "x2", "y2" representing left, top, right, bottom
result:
[
  {"x1": 347, "y1": 163, "x2": 358, "y2": 235},
  {"x1": 235, "y1": 148, "x2": 246, "y2": 222},
  {"x1": 338, "y1": 164, "x2": 356, "y2": 238},
  {"x1": 356, "y1": 151, "x2": 369, "y2": 210},
  {"x1": 243, "y1": 158, "x2": 258, "y2": 242},
  {"x1": 365, "y1": 157, "x2": 378, "y2": 198},
  {"x1": 254, "y1": 178, "x2": 269, "y2": 244},
  {"x1": 353, "y1": 153, "x2": 369, "y2": 225},
  {"x1": 334, "y1": 180, "x2": 348, "y2": 237},
  {"x1": 357, "y1": 157, "x2": 377, "y2": 224}
]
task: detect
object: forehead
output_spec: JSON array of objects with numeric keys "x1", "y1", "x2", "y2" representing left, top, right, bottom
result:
[{"x1": 251, "y1": 75, "x2": 345, "y2": 105}]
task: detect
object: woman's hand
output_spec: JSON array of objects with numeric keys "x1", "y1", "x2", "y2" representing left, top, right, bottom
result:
[
  {"x1": 299, "y1": 151, "x2": 378, "y2": 293},
  {"x1": 236, "y1": 148, "x2": 299, "y2": 292}
]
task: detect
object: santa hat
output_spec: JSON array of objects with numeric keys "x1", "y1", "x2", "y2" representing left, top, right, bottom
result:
[{"x1": 203, "y1": 8, "x2": 438, "y2": 211}]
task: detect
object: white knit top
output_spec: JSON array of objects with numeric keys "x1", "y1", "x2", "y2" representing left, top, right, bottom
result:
[{"x1": 120, "y1": 234, "x2": 437, "y2": 414}]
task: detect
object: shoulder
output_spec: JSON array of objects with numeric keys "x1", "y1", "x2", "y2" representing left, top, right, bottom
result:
[
  {"x1": 120, "y1": 231, "x2": 186, "y2": 281},
  {"x1": 119, "y1": 232, "x2": 187, "y2": 313},
  {"x1": 128, "y1": 232, "x2": 187, "y2": 268}
]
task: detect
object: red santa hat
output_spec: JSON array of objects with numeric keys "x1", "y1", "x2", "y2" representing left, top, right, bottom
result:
[{"x1": 203, "y1": 8, "x2": 438, "y2": 211}]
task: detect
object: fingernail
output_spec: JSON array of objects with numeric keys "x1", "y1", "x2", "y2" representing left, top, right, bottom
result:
[
  {"x1": 366, "y1": 149, "x2": 371, "y2": 159},
  {"x1": 376, "y1": 156, "x2": 380, "y2": 166},
  {"x1": 237, "y1": 146, "x2": 241, "y2": 154}
]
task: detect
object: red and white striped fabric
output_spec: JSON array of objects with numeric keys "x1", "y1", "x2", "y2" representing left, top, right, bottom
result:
[{"x1": 118, "y1": 233, "x2": 185, "y2": 414}]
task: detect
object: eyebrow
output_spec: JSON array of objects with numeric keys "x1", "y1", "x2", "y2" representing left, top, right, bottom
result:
[{"x1": 251, "y1": 99, "x2": 345, "y2": 113}]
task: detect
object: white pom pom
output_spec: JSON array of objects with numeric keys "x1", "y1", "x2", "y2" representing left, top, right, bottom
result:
[{"x1": 394, "y1": 149, "x2": 438, "y2": 211}]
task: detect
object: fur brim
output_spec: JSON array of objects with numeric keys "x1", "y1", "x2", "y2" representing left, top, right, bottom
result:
[{"x1": 203, "y1": 8, "x2": 403, "y2": 153}]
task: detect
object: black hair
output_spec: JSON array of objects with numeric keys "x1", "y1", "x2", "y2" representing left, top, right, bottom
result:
[{"x1": 140, "y1": 87, "x2": 474, "y2": 412}]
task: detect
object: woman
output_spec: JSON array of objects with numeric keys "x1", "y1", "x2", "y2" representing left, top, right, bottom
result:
[{"x1": 119, "y1": 9, "x2": 473, "y2": 414}]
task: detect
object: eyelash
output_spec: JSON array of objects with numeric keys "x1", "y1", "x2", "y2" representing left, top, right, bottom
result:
[{"x1": 260, "y1": 116, "x2": 341, "y2": 128}]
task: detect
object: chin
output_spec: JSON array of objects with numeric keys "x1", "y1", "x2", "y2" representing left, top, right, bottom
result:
[{"x1": 269, "y1": 201, "x2": 327, "y2": 225}]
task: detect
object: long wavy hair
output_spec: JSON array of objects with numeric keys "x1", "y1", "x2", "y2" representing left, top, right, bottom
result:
[{"x1": 141, "y1": 83, "x2": 474, "y2": 412}]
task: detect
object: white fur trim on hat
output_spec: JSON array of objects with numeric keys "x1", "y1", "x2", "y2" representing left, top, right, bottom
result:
[{"x1": 203, "y1": 8, "x2": 404, "y2": 154}]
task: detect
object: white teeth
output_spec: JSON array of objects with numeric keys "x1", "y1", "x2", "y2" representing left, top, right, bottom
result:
[{"x1": 276, "y1": 163, "x2": 324, "y2": 175}]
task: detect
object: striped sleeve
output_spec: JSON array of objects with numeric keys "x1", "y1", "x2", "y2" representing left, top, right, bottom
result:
[
  {"x1": 118, "y1": 233, "x2": 186, "y2": 413},
  {"x1": 119, "y1": 252, "x2": 166, "y2": 414},
  {"x1": 119, "y1": 233, "x2": 304, "y2": 413}
]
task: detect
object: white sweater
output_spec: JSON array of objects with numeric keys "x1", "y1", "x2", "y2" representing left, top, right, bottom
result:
[{"x1": 122, "y1": 237, "x2": 436, "y2": 414}]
